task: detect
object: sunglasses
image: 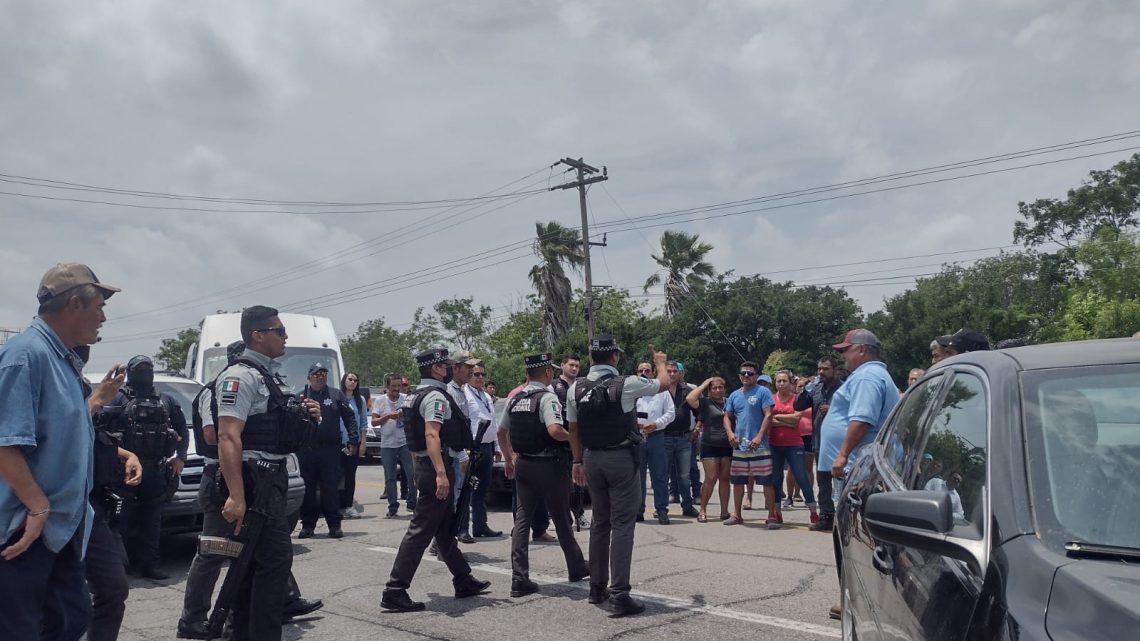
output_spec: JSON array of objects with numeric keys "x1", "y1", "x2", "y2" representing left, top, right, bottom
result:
[
  {"x1": 255, "y1": 327, "x2": 287, "y2": 337},
  {"x1": 472, "y1": 372, "x2": 486, "y2": 377},
  {"x1": 739, "y1": 371, "x2": 757, "y2": 377}
]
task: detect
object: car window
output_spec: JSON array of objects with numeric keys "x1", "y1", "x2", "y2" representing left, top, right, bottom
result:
[
  {"x1": 880, "y1": 374, "x2": 945, "y2": 486},
  {"x1": 914, "y1": 373, "x2": 987, "y2": 536},
  {"x1": 1021, "y1": 364, "x2": 1140, "y2": 551}
]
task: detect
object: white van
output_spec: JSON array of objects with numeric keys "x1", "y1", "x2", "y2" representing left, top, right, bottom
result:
[{"x1": 186, "y1": 312, "x2": 346, "y2": 389}]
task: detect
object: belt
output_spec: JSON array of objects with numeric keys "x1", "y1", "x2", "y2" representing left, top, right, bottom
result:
[
  {"x1": 587, "y1": 440, "x2": 635, "y2": 451},
  {"x1": 518, "y1": 452, "x2": 557, "y2": 460},
  {"x1": 413, "y1": 451, "x2": 452, "y2": 462},
  {"x1": 645, "y1": 430, "x2": 663, "y2": 438}
]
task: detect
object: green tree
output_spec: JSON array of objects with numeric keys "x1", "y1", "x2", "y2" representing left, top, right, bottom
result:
[
  {"x1": 643, "y1": 230, "x2": 716, "y2": 318},
  {"x1": 529, "y1": 221, "x2": 585, "y2": 349},
  {"x1": 433, "y1": 297, "x2": 492, "y2": 352},
  {"x1": 1045, "y1": 230, "x2": 1140, "y2": 340},
  {"x1": 340, "y1": 318, "x2": 419, "y2": 387},
  {"x1": 1014, "y1": 153, "x2": 1140, "y2": 249},
  {"x1": 154, "y1": 328, "x2": 200, "y2": 375},
  {"x1": 481, "y1": 297, "x2": 545, "y2": 391}
]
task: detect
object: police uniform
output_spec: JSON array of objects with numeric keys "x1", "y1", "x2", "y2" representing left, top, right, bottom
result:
[
  {"x1": 104, "y1": 355, "x2": 188, "y2": 579},
  {"x1": 177, "y1": 343, "x2": 321, "y2": 639},
  {"x1": 298, "y1": 362, "x2": 358, "y2": 538},
  {"x1": 502, "y1": 353, "x2": 588, "y2": 596},
  {"x1": 553, "y1": 374, "x2": 589, "y2": 530},
  {"x1": 381, "y1": 348, "x2": 490, "y2": 612},
  {"x1": 79, "y1": 345, "x2": 131, "y2": 641},
  {"x1": 567, "y1": 336, "x2": 662, "y2": 612},
  {"x1": 215, "y1": 347, "x2": 311, "y2": 641}
]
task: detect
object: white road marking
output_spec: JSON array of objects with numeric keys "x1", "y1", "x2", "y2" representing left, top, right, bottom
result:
[{"x1": 367, "y1": 546, "x2": 840, "y2": 638}]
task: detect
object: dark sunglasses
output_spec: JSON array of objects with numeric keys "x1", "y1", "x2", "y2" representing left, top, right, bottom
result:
[
  {"x1": 255, "y1": 327, "x2": 287, "y2": 337},
  {"x1": 739, "y1": 371, "x2": 757, "y2": 377}
]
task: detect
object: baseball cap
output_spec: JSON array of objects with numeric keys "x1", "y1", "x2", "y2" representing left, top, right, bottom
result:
[
  {"x1": 948, "y1": 329, "x2": 990, "y2": 353},
  {"x1": 37, "y1": 262, "x2": 121, "y2": 304},
  {"x1": 757, "y1": 374, "x2": 773, "y2": 385},
  {"x1": 452, "y1": 350, "x2": 482, "y2": 366},
  {"x1": 590, "y1": 335, "x2": 624, "y2": 353},
  {"x1": 832, "y1": 328, "x2": 881, "y2": 351},
  {"x1": 127, "y1": 355, "x2": 153, "y2": 371},
  {"x1": 308, "y1": 362, "x2": 329, "y2": 375},
  {"x1": 674, "y1": 361, "x2": 685, "y2": 372}
]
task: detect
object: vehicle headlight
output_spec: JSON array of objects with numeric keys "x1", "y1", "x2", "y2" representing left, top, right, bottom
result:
[{"x1": 286, "y1": 454, "x2": 299, "y2": 475}]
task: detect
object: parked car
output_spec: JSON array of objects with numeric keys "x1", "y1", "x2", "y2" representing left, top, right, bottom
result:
[
  {"x1": 89, "y1": 372, "x2": 306, "y2": 533},
  {"x1": 835, "y1": 338, "x2": 1140, "y2": 641}
]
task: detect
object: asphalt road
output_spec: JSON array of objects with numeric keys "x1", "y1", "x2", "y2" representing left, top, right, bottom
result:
[{"x1": 118, "y1": 462, "x2": 843, "y2": 640}]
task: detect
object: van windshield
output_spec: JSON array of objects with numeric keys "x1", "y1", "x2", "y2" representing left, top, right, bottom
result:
[
  {"x1": 1021, "y1": 363, "x2": 1140, "y2": 552},
  {"x1": 202, "y1": 347, "x2": 342, "y2": 391}
]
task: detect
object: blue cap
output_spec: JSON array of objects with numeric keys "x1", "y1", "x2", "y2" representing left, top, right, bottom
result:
[
  {"x1": 675, "y1": 361, "x2": 685, "y2": 372},
  {"x1": 308, "y1": 362, "x2": 329, "y2": 375},
  {"x1": 757, "y1": 374, "x2": 773, "y2": 385}
]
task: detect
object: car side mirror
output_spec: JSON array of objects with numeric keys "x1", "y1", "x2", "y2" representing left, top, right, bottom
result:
[{"x1": 865, "y1": 490, "x2": 982, "y2": 573}]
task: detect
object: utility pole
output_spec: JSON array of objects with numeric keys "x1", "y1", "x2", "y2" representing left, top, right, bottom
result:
[{"x1": 550, "y1": 158, "x2": 608, "y2": 343}]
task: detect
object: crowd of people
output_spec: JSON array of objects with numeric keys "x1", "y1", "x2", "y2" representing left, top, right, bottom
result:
[{"x1": 0, "y1": 260, "x2": 1006, "y2": 640}]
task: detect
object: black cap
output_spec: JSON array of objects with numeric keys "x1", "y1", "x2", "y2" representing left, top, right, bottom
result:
[
  {"x1": 589, "y1": 335, "x2": 624, "y2": 353},
  {"x1": 308, "y1": 362, "x2": 329, "y2": 375},
  {"x1": 127, "y1": 355, "x2": 153, "y2": 372},
  {"x1": 934, "y1": 335, "x2": 953, "y2": 348},
  {"x1": 949, "y1": 329, "x2": 990, "y2": 353},
  {"x1": 524, "y1": 352, "x2": 554, "y2": 369},
  {"x1": 415, "y1": 348, "x2": 453, "y2": 368}
]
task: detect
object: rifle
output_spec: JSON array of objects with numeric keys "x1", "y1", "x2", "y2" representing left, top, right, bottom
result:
[
  {"x1": 452, "y1": 419, "x2": 494, "y2": 536},
  {"x1": 200, "y1": 459, "x2": 281, "y2": 640},
  {"x1": 570, "y1": 483, "x2": 585, "y2": 532}
]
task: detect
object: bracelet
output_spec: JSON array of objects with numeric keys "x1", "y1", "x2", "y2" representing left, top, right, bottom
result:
[{"x1": 27, "y1": 508, "x2": 50, "y2": 518}]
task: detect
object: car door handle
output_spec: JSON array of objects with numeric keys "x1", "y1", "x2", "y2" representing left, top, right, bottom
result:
[
  {"x1": 872, "y1": 546, "x2": 894, "y2": 574},
  {"x1": 846, "y1": 492, "x2": 862, "y2": 509}
]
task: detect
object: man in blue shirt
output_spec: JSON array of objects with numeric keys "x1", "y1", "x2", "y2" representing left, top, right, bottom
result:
[
  {"x1": 0, "y1": 262, "x2": 122, "y2": 641},
  {"x1": 817, "y1": 328, "x2": 899, "y2": 622},
  {"x1": 722, "y1": 361, "x2": 775, "y2": 526}
]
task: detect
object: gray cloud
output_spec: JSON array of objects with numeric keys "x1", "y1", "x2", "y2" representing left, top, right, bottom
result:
[{"x1": 1, "y1": 0, "x2": 1138, "y2": 372}]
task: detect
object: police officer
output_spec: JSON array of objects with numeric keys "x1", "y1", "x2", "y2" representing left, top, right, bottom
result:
[
  {"x1": 297, "y1": 362, "x2": 358, "y2": 539},
  {"x1": 177, "y1": 341, "x2": 322, "y2": 640},
  {"x1": 101, "y1": 354, "x2": 188, "y2": 580},
  {"x1": 381, "y1": 348, "x2": 491, "y2": 612},
  {"x1": 498, "y1": 352, "x2": 589, "y2": 598},
  {"x1": 215, "y1": 306, "x2": 321, "y2": 641},
  {"x1": 553, "y1": 353, "x2": 589, "y2": 530},
  {"x1": 80, "y1": 344, "x2": 143, "y2": 641},
  {"x1": 568, "y1": 336, "x2": 669, "y2": 616}
]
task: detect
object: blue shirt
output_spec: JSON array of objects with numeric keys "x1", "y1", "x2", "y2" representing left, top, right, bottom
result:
[
  {"x1": 724, "y1": 385, "x2": 775, "y2": 446},
  {"x1": 818, "y1": 360, "x2": 900, "y2": 473},
  {"x1": 0, "y1": 318, "x2": 95, "y2": 553}
]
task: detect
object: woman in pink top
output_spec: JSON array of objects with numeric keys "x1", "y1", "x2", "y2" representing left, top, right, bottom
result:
[
  {"x1": 786, "y1": 376, "x2": 815, "y2": 506},
  {"x1": 768, "y1": 370, "x2": 818, "y2": 527}
]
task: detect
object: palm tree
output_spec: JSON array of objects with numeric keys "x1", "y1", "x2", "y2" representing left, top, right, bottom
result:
[
  {"x1": 530, "y1": 221, "x2": 585, "y2": 348},
  {"x1": 643, "y1": 230, "x2": 715, "y2": 317}
]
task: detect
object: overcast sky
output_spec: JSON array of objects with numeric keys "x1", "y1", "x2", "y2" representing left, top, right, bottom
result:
[{"x1": 2, "y1": 0, "x2": 1139, "y2": 372}]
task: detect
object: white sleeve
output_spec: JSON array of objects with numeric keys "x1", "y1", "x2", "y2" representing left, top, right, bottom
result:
[{"x1": 653, "y1": 392, "x2": 675, "y2": 430}]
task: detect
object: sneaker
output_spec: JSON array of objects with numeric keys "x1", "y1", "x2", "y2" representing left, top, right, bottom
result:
[
  {"x1": 343, "y1": 507, "x2": 362, "y2": 519},
  {"x1": 782, "y1": 499, "x2": 794, "y2": 509},
  {"x1": 576, "y1": 515, "x2": 591, "y2": 529},
  {"x1": 776, "y1": 511, "x2": 784, "y2": 524},
  {"x1": 656, "y1": 513, "x2": 670, "y2": 525},
  {"x1": 386, "y1": 508, "x2": 398, "y2": 518},
  {"x1": 353, "y1": 500, "x2": 364, "y2": 513},
  {"x1": 810, "y1": 511, "x2": 820, "y2": 525},
  {"x1": 381, "y1": 589, "x2": 425, "y2": 612},
  {"x1": 298, "y1": 528, "x2": 315, "y2": 539},
  {"x1": 809, "y1": 518, "x2": 833, "y2": 532},
  {"x1": 766, "y1": 515, "x2": 781, "y2": 530},
  {"x1": 681, "y1": 506, "x2": 700, "y2": 518},
  {"x1": 722, "y1": 515, "x2": 742, "y2": 525}
]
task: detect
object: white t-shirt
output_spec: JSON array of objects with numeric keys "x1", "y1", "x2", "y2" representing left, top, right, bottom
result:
[{"x1": 371, "y1": 393, "x2": 407, "y2": 449}]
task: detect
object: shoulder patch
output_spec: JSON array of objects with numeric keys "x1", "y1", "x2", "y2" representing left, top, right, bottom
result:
[
  {"x1": 428, "y1": 399, "x2": 447, "y2": 422},
  {"x1": 221, "y1": 379, "x2": 240, "y2": 393},
  {"x1": 218, "y1": 377, "x2": 241, "y2": 406}
]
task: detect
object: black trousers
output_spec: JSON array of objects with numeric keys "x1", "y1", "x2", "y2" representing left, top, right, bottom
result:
[
  {"x1": 339, "y1": 451, "x2": 359, "y2": 510},
  {"x1": 817, "y1": 470, "x2": 835, "y2": 518},
  {"x1": 85, "y1": 503, "x2": 129, "y2": 641},
  {"x1": 386, "y1": 455, "x2": 473, "y2": 591},
  {"x1": 230, "y1": 463, "x2": 292, "y2": 641},
  {"x1": 0, "y1": 523, "x2": 90, "y2": 641},
  {"x1": 118, "y1": 458, "x2": 167, "y2": 571},
  {"x1": 300, "y1": 445, "x2": 343, "y2": 529},
  {"x1": 511, "y1": 457, "x2": 588, "y2": 582}
]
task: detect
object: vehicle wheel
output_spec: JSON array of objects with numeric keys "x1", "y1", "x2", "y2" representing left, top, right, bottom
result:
[{"x1": 841, "y1": 570, "x2": 856, "y2": 641}]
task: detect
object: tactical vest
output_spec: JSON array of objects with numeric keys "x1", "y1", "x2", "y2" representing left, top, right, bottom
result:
[
  {"x1": 402, "y1": 384, "x2": 474, "y2": 453},
  {"x1": 121, "y1": 392, "x2": 174, "y2": 461},
  {"x1": 552, "y1": 377, "x2": 571, "y2": 424},
  {"x1": 232, "y1": 358, "x2": 318, "y2": 455},
  {"x1": 508, "y1": 388, "x2": 560, "y2": 455},
  {"x1": 574, "y1": 374, "x2": 638, "y2": 449},
  {"x1": 191, "y1": 384, "x2": 219, "y2": 460}
]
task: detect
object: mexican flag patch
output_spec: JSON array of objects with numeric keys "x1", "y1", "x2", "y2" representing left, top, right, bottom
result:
[{"x1": 221, "y1": 379, "x2": 240, "y2": 393}]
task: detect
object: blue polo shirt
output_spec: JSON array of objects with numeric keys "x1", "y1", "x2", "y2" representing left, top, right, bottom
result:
[
  {"x1": 725, "y1": 385, "x2": 775, "y2": 446},
  {"x1": 818, "y1": 360, "x2": 899, "y2": 473},
  {"x1": 0, "y1": 318, "x2": 95, "y2": 553}
]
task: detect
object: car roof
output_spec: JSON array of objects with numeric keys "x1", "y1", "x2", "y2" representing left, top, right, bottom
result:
[
  {"x1": 936, "y1": 337, "x2": 1140, "y2": 372},
  {"x1": 83, "y1": 371, "x2": 202, "y2": 386}
]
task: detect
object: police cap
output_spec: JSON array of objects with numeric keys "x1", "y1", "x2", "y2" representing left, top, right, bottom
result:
[
  {"x1": 415, "y1": 348, "x2": 454, "y2": 368},
  {"x1": 524, "y1": 352, "x2": 554, "y2": 369},
  {"x1": 308, "y1": 362, "x2": 329, "y2": 375},
  {"x1": 127, "y1": 355, "x2": 153, "y2": 372},
  {"x1": 590, "y1": 335, "x2": 624, "y2": 353}
]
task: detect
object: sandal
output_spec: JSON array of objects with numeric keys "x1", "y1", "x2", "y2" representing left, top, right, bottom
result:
[
  {"x1": 723, "y1": 515, "x2": 743, "y2": 525},
  {"x1": 718, "y1": 513, "x2": 731, "y2": 522},
  {"x1": 697, "y1": 513, "x2": 708, "y2": 523}
]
